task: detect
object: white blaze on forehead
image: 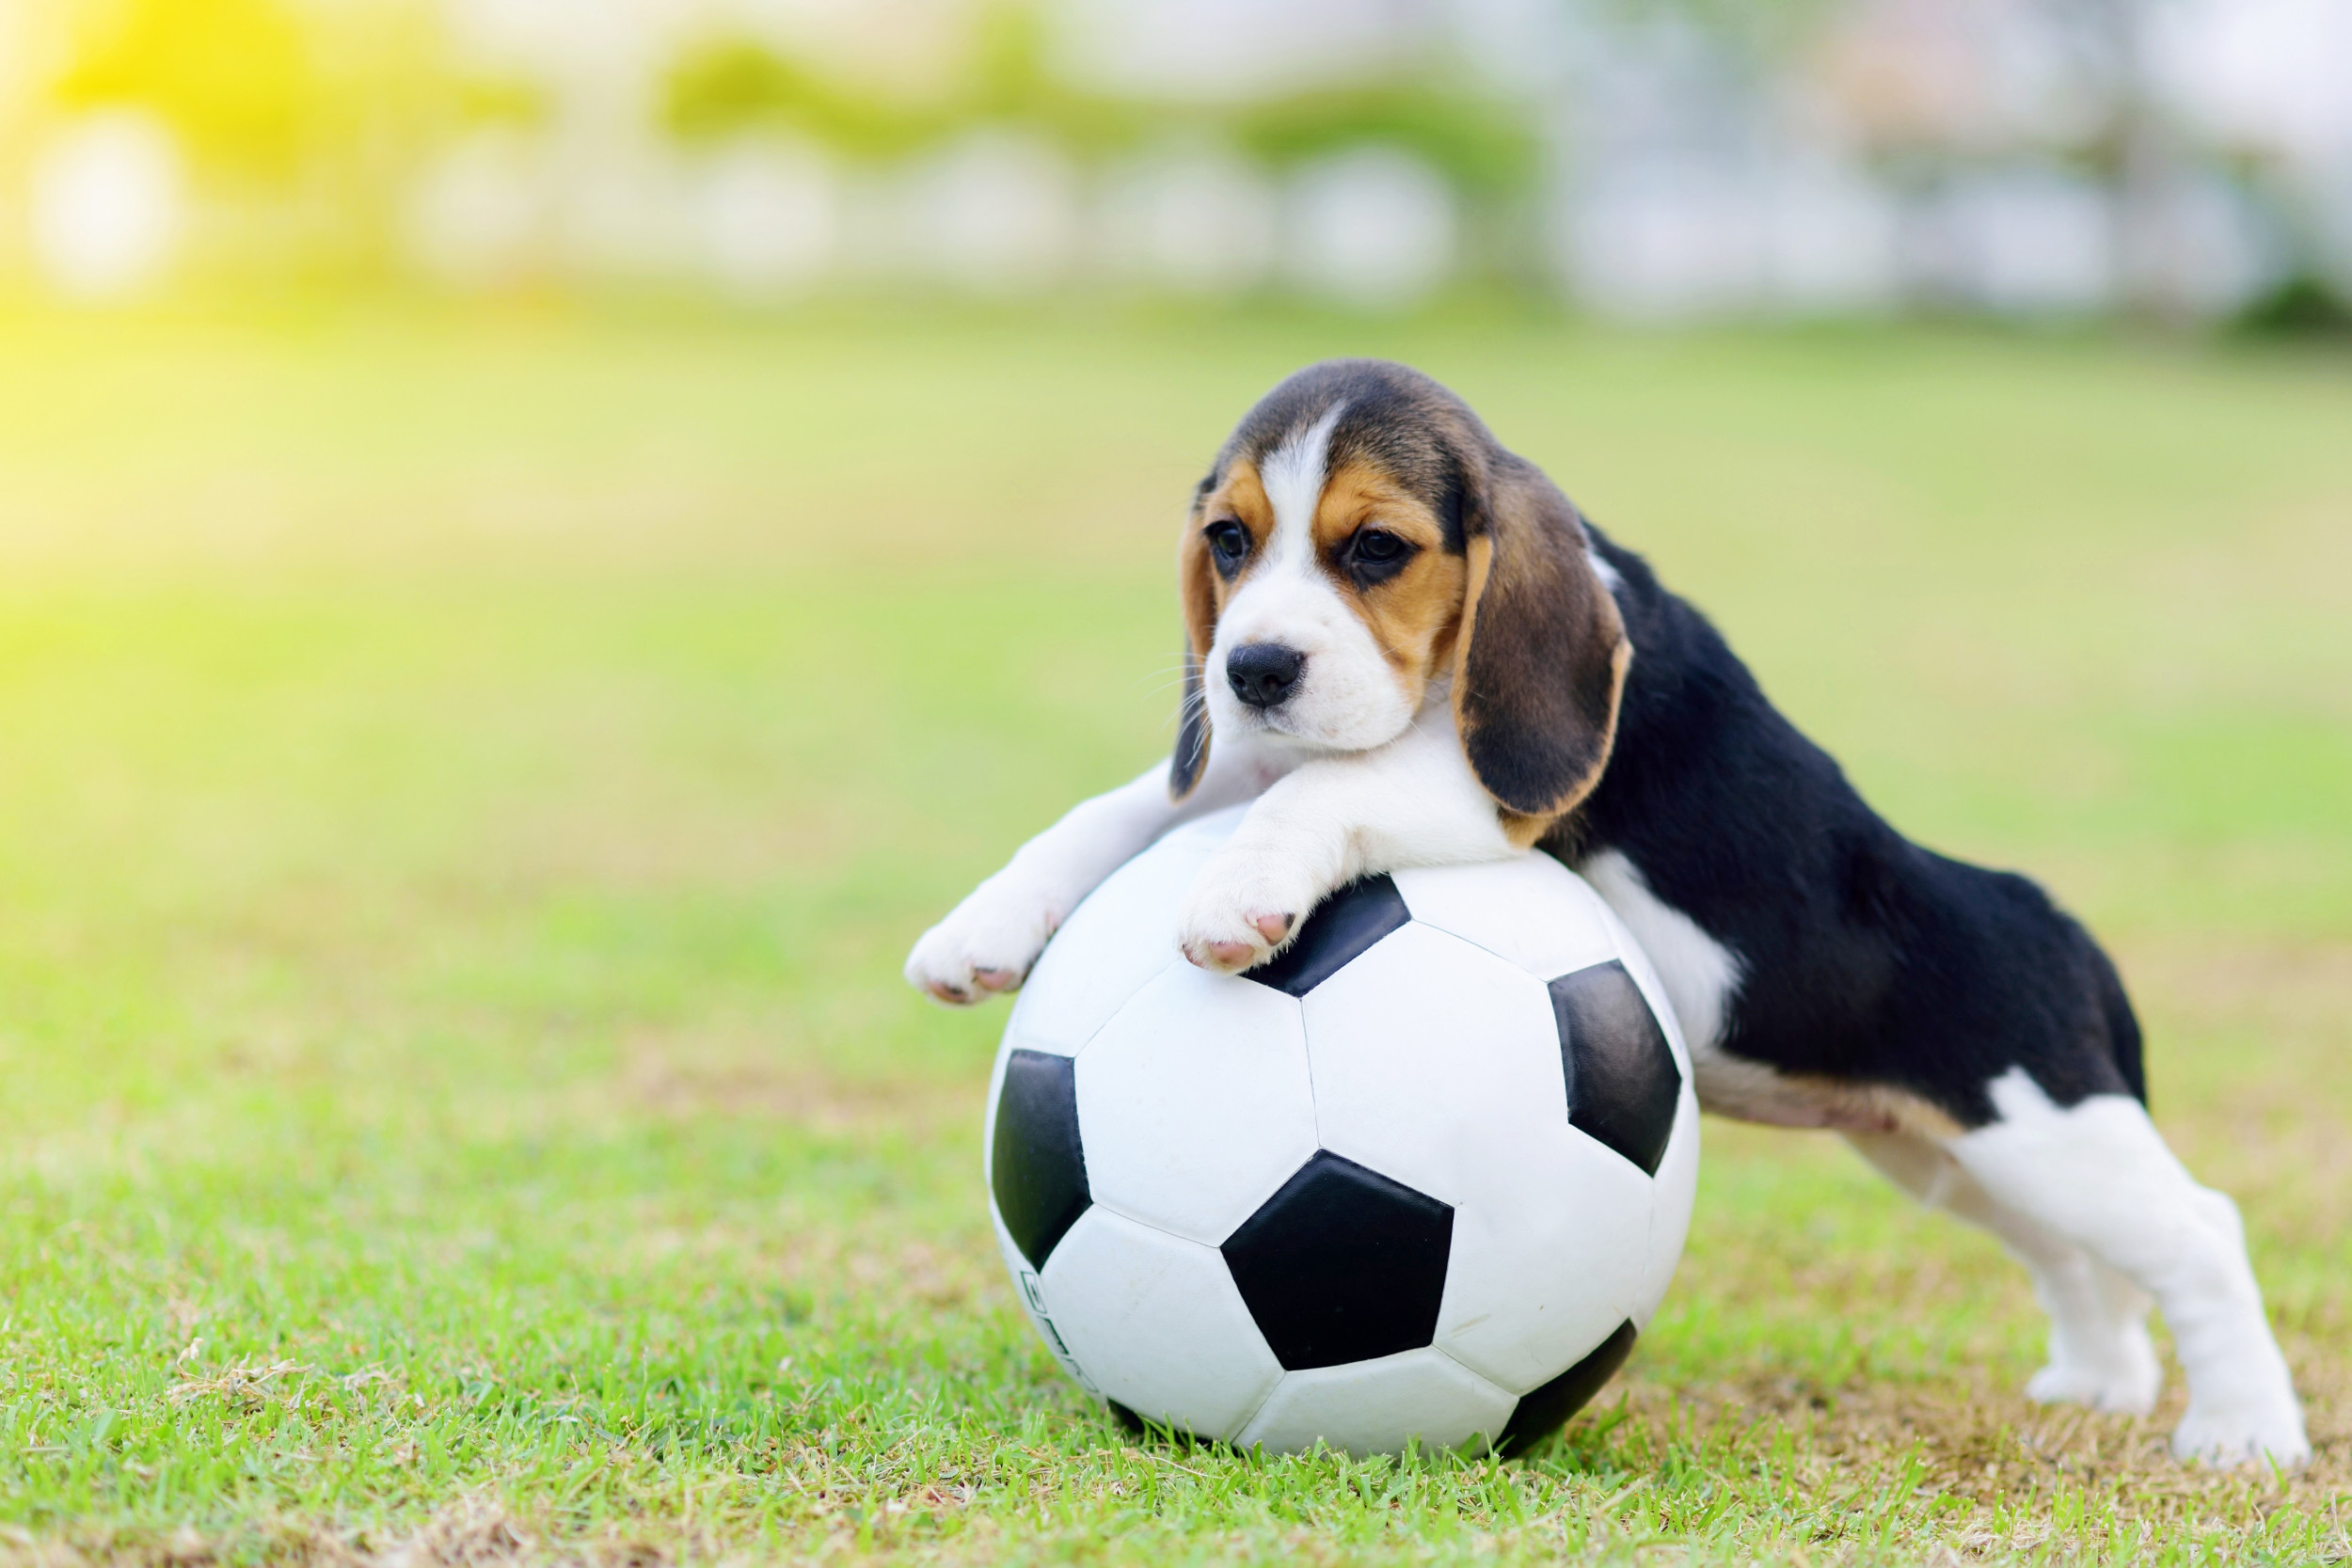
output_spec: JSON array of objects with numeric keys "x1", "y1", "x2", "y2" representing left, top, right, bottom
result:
[
  {"x1": 1256, "y1": 403, "x2": 1345, "y2": 567},
  {"x1": 1208, "y1": 397, "x2": 1416, "y2": 752}
]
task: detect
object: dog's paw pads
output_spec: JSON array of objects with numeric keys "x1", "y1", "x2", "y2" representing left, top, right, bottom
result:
[
  {"x1": 1251, "y1": 911, "x2": 1295, "y2": 943},
  {"x1": 1177, "y1": 847, "x2": 1323, "y2": 974},
  {"x1": 903, "y1": 880, "x2": 1059, "y2": 1006}
]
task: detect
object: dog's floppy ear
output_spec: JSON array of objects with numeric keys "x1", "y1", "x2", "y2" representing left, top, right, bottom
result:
[
  {"x1": 1169, "y1": 521, "x2": 1217, "y2": 800},
  {"x1": 1453, "y1": 452, "x2": 1631, "y2": 819}
]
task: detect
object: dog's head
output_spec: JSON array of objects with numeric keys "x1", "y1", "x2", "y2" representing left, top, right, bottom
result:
[{"x1": 1171, "y1": 358, "x2": 1629, "y2": 820}]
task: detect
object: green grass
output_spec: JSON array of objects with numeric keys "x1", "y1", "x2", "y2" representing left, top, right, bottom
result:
[{"x1": 1, "y1": 305, "x2": 2347, "y2": 1565}]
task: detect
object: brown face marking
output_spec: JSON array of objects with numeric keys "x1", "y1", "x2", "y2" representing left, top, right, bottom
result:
[
  {"x1": 1310, "y1": 457, "x2": 1470, "y2": 716},
  {"x1": 1176, "y1": 458, "x2": 1287, "y2": 796},
  {"x1": 1191, "y1": 458, "x2": 1278, "y2": 610}
]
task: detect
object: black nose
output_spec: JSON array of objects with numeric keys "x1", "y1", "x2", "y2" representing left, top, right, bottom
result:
[{"x1": 1226, "y1": 642, "x2": 1306, "y2": 709}]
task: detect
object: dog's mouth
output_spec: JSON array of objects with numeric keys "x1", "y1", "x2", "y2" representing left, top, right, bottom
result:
[
  {"x1": 1211, "y1": 688, "x2": 1294, "y2": 742},
  {"x1": 1234, "y1": 698, "x2": 1283, "y2": 727},
  {"x1": 1222, "y1": 704, "x2": 1287, "y2": 741},
  {"x1": 1227, "y1": 700, "x2": 1347, "y2": 753}
]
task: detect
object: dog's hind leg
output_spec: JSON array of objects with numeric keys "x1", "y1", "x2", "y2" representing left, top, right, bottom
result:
[
  {"x1": 1846, "y1": 1128, "x2": 2159, "y2": 1417},
  {"x1": 1931, "y1": 1070, "x2": 2307, "y2": 1467}
]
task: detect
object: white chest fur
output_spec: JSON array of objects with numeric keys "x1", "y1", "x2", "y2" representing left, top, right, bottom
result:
[{"x1": 1577, "y1": 848, "x2": 1740, "y2": 1055}]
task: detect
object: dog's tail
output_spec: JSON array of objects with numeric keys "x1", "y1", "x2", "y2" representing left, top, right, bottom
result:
[{"x1": 2090, "y1": 942, "x2": 2148, "y2": 1106}]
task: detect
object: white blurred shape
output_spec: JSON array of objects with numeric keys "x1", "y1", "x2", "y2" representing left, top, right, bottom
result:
[
  {"x1": 692, "y1": 135, "x2": 840, "y2": 296},
  {"x1": 407, "y1": 130, "x2": 548, "y2": 288},
  {"x1": 1097, "y1": 141, "x2": 1279, "y2": 294},
  {"x1": 1765, "y1": 155, "x2": 1899, "y2": 312},
  {"x1": 2150, "y1": 0, "x2": 2352, "y2": 166},
  {"x1": 902, "y1": 129, "x2": 1081, "y2": 293},
  {"x1": 1286, "y1": 147, "x2": 1457, "y2": 309},
  {"x1": 30, "y1": 112, "x2": 185, "y2": 301},
  {"x1": 1914, "y1": 166, "x2": 2114, "y2": 315},
  {"x1": 1452, "y1": 0, "x2": 1586, "y2": 96},
  {"x1": 2147, "y1": 0, "x2": 2352, "y2": 293},
  {"x1": 1561, "y1": 150, "x2": 1897, "y2": 320},
  {"x1": 1560, "y1": 157, "x2": 1764, "y2": 320},
  {"x1": 1056, "y1": 0, "x2": 1439, "y2": 102},
  {"x1": 555, "y1": 144, "x2": 694, "y2": 279}
]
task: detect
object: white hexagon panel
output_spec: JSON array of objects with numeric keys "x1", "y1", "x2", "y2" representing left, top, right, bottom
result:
[
  {"x1": 1039, "y1": 1207, "x2": 1284, "y2": 1441},
  {"x1": 1301, "y1": 921, "x2": 1569, "y2": 1200},
  {"x1": 1391, "y1": 856, "x2": 1619, "y2": 982},
  {"x1": 1433, "y1": 1124, "x2": 1652, "y2": 1396},
  {"x1": 1074, "y1": 961, "x2": 1317, "y2": 1245},
  {"x1": 1234, "y1": 1347, "x2": 1517, "y2": 1459}
]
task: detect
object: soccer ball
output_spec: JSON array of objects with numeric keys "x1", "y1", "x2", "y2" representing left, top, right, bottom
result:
[{"x1": 984, "y1": 806, "x2": 1700, "y2": 1458}]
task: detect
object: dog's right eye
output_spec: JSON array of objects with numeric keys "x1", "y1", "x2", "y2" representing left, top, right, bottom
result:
[{"x1": 1206, "y1": 521, "x2": 1249, "y2": 570}]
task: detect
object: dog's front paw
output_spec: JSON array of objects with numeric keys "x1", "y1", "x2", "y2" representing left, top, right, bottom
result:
[
  {"x1": 2171, "y1": 1392, "x2": 2311, "y2": 1469},
  {"x1": 1176, "y1": 845, "x2": 1326, "y2": 974},
  {"x1": 2032, "y1": 1316, "x2": 2154, "y2": 1419},
  {"x1": 904, "y1": 873, "x2": 1063, "y2": 1006}
]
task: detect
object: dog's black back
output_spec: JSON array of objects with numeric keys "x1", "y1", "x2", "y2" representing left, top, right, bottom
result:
[{"x1": 1558, "y1": 526, "x2": 2145, "y2": 1130}]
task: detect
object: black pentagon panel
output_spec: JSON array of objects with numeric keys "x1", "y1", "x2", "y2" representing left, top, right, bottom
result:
[
  {"x1": 1550, "y1": 960, "x2": 1681, "y2": 1177},
  {"x1": 1219, "y1": 1150, "x2": 1453, "y2": 1370},
  {"x1": 1495, "y1": 1319, "x2": 1638, "y2": 1458},
  {"x1": 1245, "y1": 875, "x2": 1411, "y2": 997},
  {"x1": 992, "y1": 1049, "x2": 1090, "y2": 1270}
]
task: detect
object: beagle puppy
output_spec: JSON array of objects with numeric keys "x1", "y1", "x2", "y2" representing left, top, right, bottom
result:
[{"x1": 906, "y1": 359, "x2": 2309, "y2": 1467}]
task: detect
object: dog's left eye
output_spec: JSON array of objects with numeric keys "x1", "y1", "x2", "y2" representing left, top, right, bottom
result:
[
  {"x1": 1343, "y1": 528, "x2": 1417, "y2": 584},
  {"x1": 1205, "y1": 521, "x2": 1249, "y2": 571}
]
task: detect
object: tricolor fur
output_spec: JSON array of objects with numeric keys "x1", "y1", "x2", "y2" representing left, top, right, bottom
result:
[{"x1": 905, "y1": 358, "x2": 2309, "y2": 1468}]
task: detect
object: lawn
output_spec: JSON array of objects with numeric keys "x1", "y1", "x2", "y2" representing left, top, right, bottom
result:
[{"x1": 0, "y1": 303, "x2": 2346, "y2": 1565}]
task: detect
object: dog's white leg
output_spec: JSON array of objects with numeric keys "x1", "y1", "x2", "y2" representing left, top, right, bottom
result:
[
  {"x1": 1847, "y1": 1130, "x2": 2160, "y2": 1416},
  {"x1": 1938, "y1": 1070, "x2": 2308, "y2": 1466},
  {"x1": 905, "y1": 751, "x2": 1267, "y2": 1005},
  {"x1": 1176, "y1": 713, "x2": 1516, "y2": 971}
]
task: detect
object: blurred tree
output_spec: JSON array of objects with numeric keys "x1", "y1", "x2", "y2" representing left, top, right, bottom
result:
[
  {"x1": 665, "y1": 7, "x2": 1143, "y2": 158},
  {"x1": 41, "y1": 0, "x2": 513, "y2": 279},
  {"x1": 666, "y1": 39, "x2": 944, "y2": 156},
  {"x1": 2237, "y1": 274, "x2": 2352, "y2": 337},
  {"x1": 53, "y1": 0, "x2": 314, "y2": 176},
  {"x1": 1233, "y1": 84, "x2": 1535, "y2": 198},
  {"x1": 962, "y1": 5, "x2": 1140, "y2": 154}
]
